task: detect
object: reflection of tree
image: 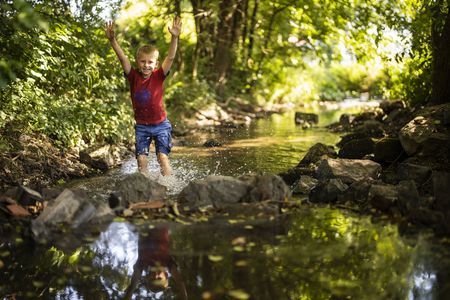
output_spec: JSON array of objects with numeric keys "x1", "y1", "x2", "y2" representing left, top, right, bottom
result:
[{"x1": 269, "y1": 208, "x2": 415, "y2": 299}]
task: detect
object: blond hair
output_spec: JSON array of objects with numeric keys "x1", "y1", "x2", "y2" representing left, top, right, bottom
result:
[{"x1": 136, "y1": 44, "x2": 159, "y2": 59}]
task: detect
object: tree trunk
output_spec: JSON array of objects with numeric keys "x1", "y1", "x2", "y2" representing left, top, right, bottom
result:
[
  {"x1": 430, "y1": 4, "x2": 450, "y2": 105},
  {"x1": 174, "y1": 0, "x2": 184, "y2": 75},
  {"x1": 212, "y1": 0, "x2": 240, "y2": 96},
  {"x1": 246, "y1": 0, "x2": 259, "y2": 64},
  {"x1": 191, "y1": 0, "x2": 215, "y2": 79}
]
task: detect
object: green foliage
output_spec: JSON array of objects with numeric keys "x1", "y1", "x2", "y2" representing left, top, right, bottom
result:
[
  {"x1": 0, "y1": 0, "x2": 133, "y2": 149},
  {"x1": 165, "y1": 79, "x2": 217, "y2": 125}
]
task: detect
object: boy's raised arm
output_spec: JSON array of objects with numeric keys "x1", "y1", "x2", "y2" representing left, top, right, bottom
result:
[
  {"x1": 105, "y1": 21, "x2": 131, "y2": 75},
  {"x1": 162, "y1": 17, "x2": 182, "y2": 76}
]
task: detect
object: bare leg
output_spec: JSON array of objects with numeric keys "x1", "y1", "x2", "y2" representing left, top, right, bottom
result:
[
  {"x1": 157, "y1": 153, "x2": 171, "y2": 176},
  {"x1": 137, "y1": 155, "x2": 149, "y2": 176}
]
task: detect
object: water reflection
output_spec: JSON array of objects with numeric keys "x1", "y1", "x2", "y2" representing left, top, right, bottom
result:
[{"x1": 2, "y1": 103, "x2": 450, "y2": 299}]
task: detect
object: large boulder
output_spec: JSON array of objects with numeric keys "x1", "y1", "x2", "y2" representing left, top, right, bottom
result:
[
  {"x1": 240, "y1": 174, "x2": 290, "y2": 203},
  {"x1": 316, "y1": 158, "x2": 382, "y2": 184},
  {"x1": 109, "y1": 173, "x2": 167, "y2": 208},
  {"x1": 179, "y1": 176, "x2": 249, "y2": 209},
  {"x1": 398, "y1": 116, "x2": 439, "y2": 156},
  {"x1": 179, "y1": 174, "x2": 290, "y2": 209},
  {"x1": 31, "y1": 189, "x2": 113, "y2": 241}
]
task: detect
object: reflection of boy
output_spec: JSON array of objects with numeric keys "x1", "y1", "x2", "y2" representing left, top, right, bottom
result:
[
  {"x1": 105, "y1": 17, "x2": 182, "y2": 177},
  {"x1": 124, "y1": 227, "x2": 187, "y2": 299}
]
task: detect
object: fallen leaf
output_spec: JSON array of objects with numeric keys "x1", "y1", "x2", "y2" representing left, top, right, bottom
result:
[
  {"x1": 129, "y1": 200, "x2": 165, "y2": 210},
  {"x1": 228, "y1": 289, "x2": 250, "y2": 300},
  {"x1": 6, "y1": 204, "x2": 31, "y2": 217},
  {"x1": 208, "y1": 255, "x2": 224, "y2": 262}
]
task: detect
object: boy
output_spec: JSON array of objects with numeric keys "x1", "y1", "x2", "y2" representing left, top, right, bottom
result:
[{"x1": 105, "y1": 17, "x2": 182, "y2": 177}]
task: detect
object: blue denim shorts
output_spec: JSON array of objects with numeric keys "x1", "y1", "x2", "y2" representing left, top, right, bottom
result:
[{"x1": 135, "y1": 119, "x2": 173, "y2": 156}]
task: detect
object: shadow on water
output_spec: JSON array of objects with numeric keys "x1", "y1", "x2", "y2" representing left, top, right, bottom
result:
[{"x1": 1, "y1": 102, "x2": 450, "y2": 299}]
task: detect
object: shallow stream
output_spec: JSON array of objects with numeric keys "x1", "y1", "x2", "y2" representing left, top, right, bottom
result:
[{"x1": 1, "y1": 102, "x2": 449, "y2": 299}]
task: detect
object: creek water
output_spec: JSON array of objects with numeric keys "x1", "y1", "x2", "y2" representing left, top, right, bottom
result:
[{"x1": 1, "y1": 102, "x2": 450, "y2": 299}]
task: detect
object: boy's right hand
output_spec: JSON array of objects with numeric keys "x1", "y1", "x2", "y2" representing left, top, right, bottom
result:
[{"x1": 105, "y1": 21, "x2": 116, "y2": 41}]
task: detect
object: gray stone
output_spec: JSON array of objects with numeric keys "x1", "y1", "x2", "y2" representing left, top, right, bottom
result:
[
  {"x1": 338, "y1": 137, "x2": 375, "y2": 159},
  {"x1": 80, "y1": 144, "x2": 115, "y2": 171},
  {"x1": 31, "y1": 189, "x2": 83, "y2": 239},
  {"x1": 380, "y1": 100, "x2": 405, "y2": 115},
  {"x1": 309, "y1": 179, "x2": 348, "y2": 203},
  {"x1": 278, "y1": 166, "x2": 316, "y2": 185},
  {"x1": 316, "y1": 158, "x2": 382, "y2": 184},
  {"x1": 397, "y1": 180, "x2": 421, "y2": 215},
  {"x1": 398, "y1": 116, "x2": 437, "y2": 156},
  {"x1": 374, "y1": 137, "x2": 404, "y2": 163},
  {"x1": 353, "y1": 120, "x2": 385, "y2": 138},
  {"x1": 240, "y1": 174, "x2": 290, "y2": 203},
  {"x1": 433, "y1": 172, "x2": 450, "y2": 211},
  {"x1": 298, "y1": 143, "x2": 336, "y2": 166},
  {"x1": 368, "y1": 184, "x2": 398, "y2": 212},
  {"x1": 115, "y1": 173, "x2": 167, "y2": 207},
  {"x1": 397, "y1": 163, "x2": 432, "y2": 186},
  {"x1": 292, "y1": 175, "x2": 319, "y2": 195},
  {"x1": 179, "y1": 175, "x2": 249, "y2": 209},
  {"x1": 337, "y1": 179, "x2": 377, "y2": 204}
]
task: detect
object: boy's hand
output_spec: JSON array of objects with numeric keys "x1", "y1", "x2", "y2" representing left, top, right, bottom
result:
[
  {"x1": 105, "y1": 20, "x2": 116, "y2": 41},
  {"x1": 168, "y1": 17, "x2": 182, "y2": 37}
]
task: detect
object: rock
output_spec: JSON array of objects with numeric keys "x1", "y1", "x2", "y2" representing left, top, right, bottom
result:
[
  {"x1": 398, "y1": 116, "x2": 437, "y2": 156},
  {"x1": 298, "y1": 143, "x2": 337, "y2": 166},
  {"x1": 70, "y1": 202, "x2": 96, "y2": 228},
  {"x1": 31, "y1": 189, "x2": 83, "y2": 239},
  {"x1": 309, "y1": 179, "x2": 348, "y2": 203},
  {"x1": 316, "y1": 158, "x2": 382, "y2": 184},
  {"x1": 396, "y1": 180, "x2": 421, "y2": 215},
  {"x1": 203, "y1": 139, "x2": 222, "y2": 147},
  {"x1": 240, "y1": 174, "x2": 290, "y2": 203},
  {"x1": 336, "y1": 132, "x2": 371, "y2": 148},
  {"x1": 433, "y1": 172, "x2": 450, "y2": 211},
  {"x1": 338, "y1": 137, "x2": 375, "y2": 159},
  {"x1": 112, "y1": 173, "x2": 167, "y2": 208},
  {"x1": 179, "y1": 175, "x2": 249, "y2": 209},
  {"x1": 179, "y1": 174, "x2": 290, "y2": 210},
  {"x1": 292, "y1": 175, "x2": 319, "y2": 195},
  {"x1": 16, "y1": 185, "x2": 43, "y2": 206},
  {"x1": 278, "y1": 166, "x2": 316, "y2": 185},
  {"x1": 41, "y1": 187, "x2": 65, "y2": 201},
  {"x1": 80, "y1": 144, "x2": 115, "y2": 171},
  {"x1": 397, "y1": 163, "x2": 432, "y2": 186},
  {"x1": 408, "y1": 207, "x2": 440, "y2": 227},
  {"x1": 294, "y1": 112, "x2": 319, "y2": 125},
  {"x1": 353, "y1": 120, "x2": 385, "y2": 138},
  {"x1": 368, "y1": 184, "x2": 398, "y2": 212},
  {"x1": 373, "y1": 137, "x2": 404, "y2": 163},
  {"x1": 352, "y1": 110, "x2": 384, "y2": 124},
  {"x1": 337, "y1": 179, "x2": 376, "y2": 204},
  {"x1": 379, "y1": 100, "x2": 405, "y2": 115},
  {"x1": 339, "y1": 113, "x2": 356, "y2": 126}
]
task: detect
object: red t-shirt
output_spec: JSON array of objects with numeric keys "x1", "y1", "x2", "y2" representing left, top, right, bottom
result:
[{"x1": 127, "y1": 67, "x2": 167, "y2": 125}]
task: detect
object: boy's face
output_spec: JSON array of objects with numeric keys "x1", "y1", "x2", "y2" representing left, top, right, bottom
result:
[{"x1": 137, "y1": 51, "x2": 159, "y2": 78}]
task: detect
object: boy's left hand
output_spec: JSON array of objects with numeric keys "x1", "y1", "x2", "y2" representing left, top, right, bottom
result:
[{"x1": 168, "y1": 17, "x2": 182, "y2": 37}]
